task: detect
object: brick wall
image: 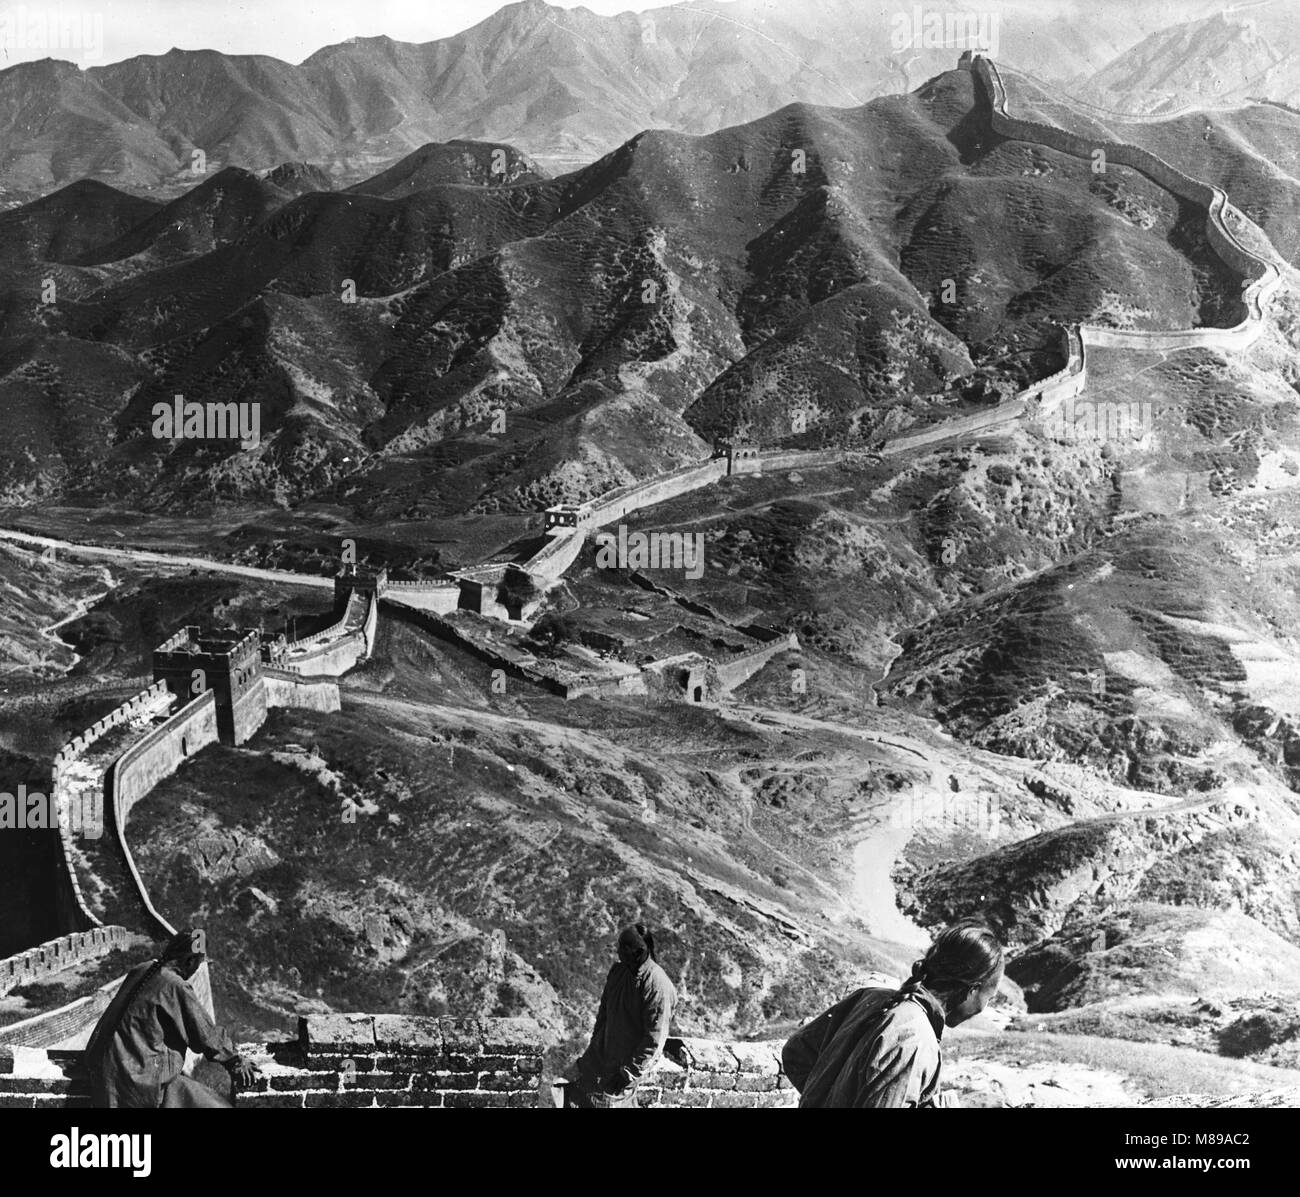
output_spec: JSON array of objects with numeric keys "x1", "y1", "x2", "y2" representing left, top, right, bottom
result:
[
  {"x1": 0, "y1": 1024, "x2": 801, "y2": 1110},
  {"x1": 632, "y1": 1038, "x2": 798, "y2": 1108},
  {"x1": 0, "y1": 1014, "x2": 545, "y2": 1109}
]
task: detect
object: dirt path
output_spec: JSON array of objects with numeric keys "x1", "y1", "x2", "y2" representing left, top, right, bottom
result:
[
  {"x1": 0, "y1": 528, "x2": 334, "y2": 591},
  {"x1": 38, "y1": 564, "x2": 117, "y2": 672}
]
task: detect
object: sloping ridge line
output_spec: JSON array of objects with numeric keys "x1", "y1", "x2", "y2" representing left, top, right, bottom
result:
[{"x1": 976, "y1": 57, "x2": 1282, "y2": 357}]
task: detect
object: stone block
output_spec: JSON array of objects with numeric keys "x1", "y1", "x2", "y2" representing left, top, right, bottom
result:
[
  {"x1": 754, "y1": 1090, "x2": 799, "y2": 1108},
  {"x1": 476, "y1": 1054, "x2": 542, "y2": 1073},
  {"x1": 477, "y1": 1071, "x2": 531, "y2": 1092},
  {"x1": 672, "y1": 1038, "x2": 737, "y2": 1073},
  {"x1": 300, "y1": 1013, "x2": 375, "y2": 1051},
  {"x1": 735, "y1": 1074, "x2": 778, "y2": 1093},
  {"x1": 373, "y1": 1014, "x2": 443, "y2": 1053},
  {"x1": 649, "y1": 1060, "x2": 687, "y2": 1091},
  {"x1": 688, "y1": 1070, "x2": 737, "y2": 1091},
  {"x1": 443, "y1": 1091, "x2": 513, "y2": 1108},
  {"x1": 415, "y1": 1072, "x2": 478, "y2": 1091},
  {"x1": 657, "y1": 1090, "x2": 714, "y2": 1107},
  {"x1": 438, "y1": 1018, "x2": 484, "y2": 1055},
  {"x1": 375, "y1": 1090, "x2": 439, "y2": 1108},
  {"x1": 238, "y1": 1092, "x2": 307, "y2": 1109},
  {"x1": 442, "y1": 1053, "x2": 486, "y2": 1072},
  {"x1": 353, "y1": 1072, "x2": 411, "y2": 1091},
  {"x1": 304, "y1": 1090, "x2": 378, "y2": 1108},
  {"x1": 708, "y1": 1091, "x2": 755, "y2": 1108},
  {"x1": 33, "y1": 1093, "x2": 90, "y2": 1108},
  {"x1": 728, "y1": 1041, "x2": 781, "y2": 1074},
  {"x1": 269, "y1": 1072, "x2": 340, "y2": 1092},
  {"x1": 480, "y1": 1018, "x2": 544, "y2": 1053}
]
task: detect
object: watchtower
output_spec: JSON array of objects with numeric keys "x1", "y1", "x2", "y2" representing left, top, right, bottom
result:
[
  {"x1": 714, "y1": 440, "x2": 761, "y2": 476},
  {"x1": 543, "y1": 504, "x2": 595, "y2": 531},
  {"x1": 335, "y1": 565, "x2": 388, "y2": 608},
  {"x1": 154, "y1": 627, "x2": 268, "y2": 746},
  {"x1": 958, "y1": 49, "x2": 974, "y2": 71}
]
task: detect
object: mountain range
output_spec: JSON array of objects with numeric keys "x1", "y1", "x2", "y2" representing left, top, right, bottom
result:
[{"x1": 0, "y1": 0, "x2": 1269, "y2": 198}]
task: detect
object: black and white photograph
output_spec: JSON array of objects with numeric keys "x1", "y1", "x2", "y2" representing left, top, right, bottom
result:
[{"x1": 0, "y1": 0, "x2": 1297, "y2": 1167}]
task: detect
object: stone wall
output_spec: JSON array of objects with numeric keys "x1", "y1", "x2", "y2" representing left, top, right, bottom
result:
[
  {"x1": 0, "y1": 927, "x2": 130, "y2": 998},
  {"x1": 228, "y1": 675, "x2": 268, "y2": 746},
  {"x1": 382, "y1": 581, "x2": 461, "y2": 614},
  {"x1": 263, "y1": 670, "x2": 342, "y2": 713},
  {"x1": 714, "y1": 633, "x2": 800, "y2": 694},
  {"x1": 0, "y1": 1014, "x2": 545, "y2": 1109},
  {"x1": 48, "y1": 681, "x2": 177, "y2": 934},
  {"x1": 756, "y1": 447, "x2": 847, "y2": 473},
  {"x1": 974, "y1": 57, "x2": 1280, "y2": 357},
  {"x1": 282, "y1": 632, "x2": 366, "y2": 678},
  {"x1": 0, "y1": 977, "x2": 123, "y2": 1051},
  {"x1": 631, "y1": 1037, "x2": 797, "y2": 1108},
  {"x1": 587, "y1": 460, "x2": 728, "y2": 528},
  {"x1": 109, "y1": 691, "x2": 221, "y2": 939},
  {"x1": 520, "y1": 528, "x2": 585, "y2": 586}
]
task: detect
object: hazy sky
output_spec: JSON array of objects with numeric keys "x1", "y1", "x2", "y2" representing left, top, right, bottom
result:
[{"x1": 0, "y1": 0, "x2": 680, "y2": 68}]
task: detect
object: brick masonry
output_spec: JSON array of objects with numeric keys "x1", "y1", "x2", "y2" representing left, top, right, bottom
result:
[
  {"x1": 632, "y1": 1038, "x2": 798, "y2": 1109},
  {"x1": 0, "y1": 1014, "x2": 545, "y2": 1109}
]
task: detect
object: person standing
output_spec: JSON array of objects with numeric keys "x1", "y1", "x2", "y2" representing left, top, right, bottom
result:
[
  {"x1": 569, "y1": 923, "x2": 676, "y2": 1108},
  {"x1": 782, "y1": 921, "x2": 1004, "y2": 1108}
]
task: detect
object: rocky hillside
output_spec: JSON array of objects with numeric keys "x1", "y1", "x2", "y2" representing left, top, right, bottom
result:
[
  {"x1": 0, "y1": 0, "x2": 1231, "y2": 198},
  {"x1": 5, "y1": 64, "x2": 1296, "y2": 522}
]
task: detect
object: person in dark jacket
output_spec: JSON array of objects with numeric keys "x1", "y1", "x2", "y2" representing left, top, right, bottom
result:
[
  {"x1": 569, "y1": 923, "x2": 676, "y2": 1108},
  {"x1": 783, "y1": 921, "x2": 1003, "y2": 1108},
  {"x1": 85, "y1": 929, "x2": 260, "y2": 1108}
]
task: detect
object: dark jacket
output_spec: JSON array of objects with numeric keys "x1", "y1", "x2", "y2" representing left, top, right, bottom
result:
[
  {"x1": 85, "y1": 962, "x2": 240, "y2": 1108},
  {"x1": 782, "y1": 985, "x2": 946, "y2": 1108},
  {"x1": 579, "y1": 958, "x2": 676, "y2": 1086}
]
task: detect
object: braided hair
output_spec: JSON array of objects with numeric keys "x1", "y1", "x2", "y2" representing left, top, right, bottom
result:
[
  {"x1": 887, "y1": 920, "x2": 1003, "y2": 1011},
  {"x1": 85, "y1": 929, "x2": 203, "y2": 1060}
]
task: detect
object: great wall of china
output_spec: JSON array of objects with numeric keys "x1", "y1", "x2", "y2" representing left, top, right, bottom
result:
[{"x1": 0, "y1": 55, "x2": 1294, "y2": 1102}]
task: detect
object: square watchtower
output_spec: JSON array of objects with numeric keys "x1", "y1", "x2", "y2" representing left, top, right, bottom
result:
[
  {"x1": 154, "y1": 626, "x2": 268, "y2": 746},
  {"x1": 713, "y1": 440, "x2": 761, "y2": 476},
  {"x1": 335, "y1": 564, "x2": 388, "y2": 608}
]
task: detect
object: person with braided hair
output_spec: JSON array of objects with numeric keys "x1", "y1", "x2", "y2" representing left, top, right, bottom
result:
[
  {"x1": 85, "y1": 928, "x2": 261, "y2": 1108},
  {"x1": 782, "y1": 921, "x2": 1004, "y2": 1108},
  {"x1": 567, "y1": 923, "x2": 676, "y2": 1108}
]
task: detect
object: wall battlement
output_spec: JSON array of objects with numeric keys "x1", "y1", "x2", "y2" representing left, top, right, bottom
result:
[
  {"x1": 0, "y1": 927, "x2": 131, "y2": 999},
  {"x1": 153, "y1": 626, "x2": 266, "y2": 746}
]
